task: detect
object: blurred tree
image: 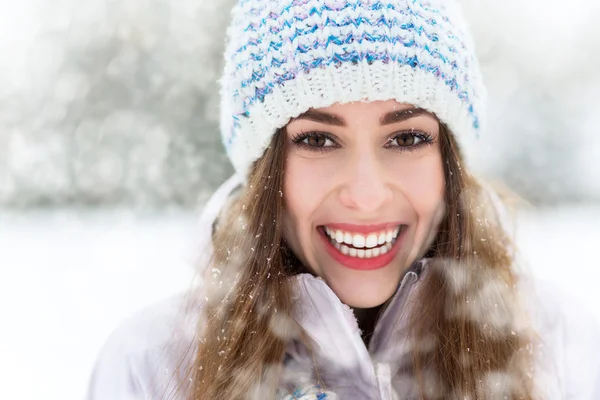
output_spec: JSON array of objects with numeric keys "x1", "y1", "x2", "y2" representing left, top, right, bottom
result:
[
  {"x1": 0, "y1": 0, "x2": 237, "y2": 208},
  {"x1": 0, "y1": 0, "x2": 598, "y2": 208}
]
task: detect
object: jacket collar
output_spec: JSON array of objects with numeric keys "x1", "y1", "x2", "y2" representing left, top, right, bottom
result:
[
  {"x1": 287, "y1": 260, "x2": 427, "y2": 398},
  {"x1": 369, "y1": 259, "x2": 424, "y2": 359}
]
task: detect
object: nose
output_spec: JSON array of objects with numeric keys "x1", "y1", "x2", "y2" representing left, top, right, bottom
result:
[{"x1": 338, "y1": 150, "x2": 393, "y2": 213}]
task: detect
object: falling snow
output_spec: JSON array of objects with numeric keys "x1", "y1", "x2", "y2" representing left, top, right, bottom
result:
[{"x1": 0, "y1": 0, "x2": 599, "y2": 399}]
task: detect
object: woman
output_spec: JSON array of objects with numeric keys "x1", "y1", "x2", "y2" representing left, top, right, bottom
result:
[{"x1": 87, "y1": 0, "x2": 600, "y2": 398}]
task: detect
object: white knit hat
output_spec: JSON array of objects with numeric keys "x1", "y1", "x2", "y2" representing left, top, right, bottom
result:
[{"x1": 220, "y1": 0, "x2": 486, "y2": 179}]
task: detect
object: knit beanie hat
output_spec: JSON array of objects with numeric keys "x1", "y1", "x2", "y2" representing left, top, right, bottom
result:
[{"x1": 220, "y1": 0, "x2": 485, "y2": 179}]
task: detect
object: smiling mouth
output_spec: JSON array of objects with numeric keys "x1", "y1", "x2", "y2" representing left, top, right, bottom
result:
[{"x1": 317, "y1": 225, "x2": 407, "y2": 259}]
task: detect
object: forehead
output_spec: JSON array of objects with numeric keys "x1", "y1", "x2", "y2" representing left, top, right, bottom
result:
[{"x1": 291, "y1": 99, "x2": 439, "y2": 128}]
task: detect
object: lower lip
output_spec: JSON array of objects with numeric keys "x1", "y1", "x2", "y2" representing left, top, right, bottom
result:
[{"x1": 318, "y1": 227, "x2": 405, "y2": 271}]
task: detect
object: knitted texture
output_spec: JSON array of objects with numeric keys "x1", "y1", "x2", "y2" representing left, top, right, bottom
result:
[{"x1": 220, "y1": 0, "x2": 486, "y2": 178}]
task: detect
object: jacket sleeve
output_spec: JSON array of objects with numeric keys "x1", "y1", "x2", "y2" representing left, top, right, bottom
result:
[
  {"x1": 86, "y1": 325, "x2": 145, "y2": 400},
  {"x1": 85, "y1": 294, "x2": 197, "y2": 400},
  {"x1": 86, "y1": 174, "x2": 241, "y2": 400},
  {"x1": 528, "y1": 279, "x2": 600, "y2": 399},
  {"x1": 558, "y1": 291, "x2": 600, "y2": 399}
]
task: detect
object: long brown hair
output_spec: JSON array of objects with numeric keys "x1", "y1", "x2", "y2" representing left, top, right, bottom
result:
[
  {"x1": 175, "y1": 122, "x2": 536, "y2": 399},
  {"x1": 409, "y1": 125, "x2": 535, "y2": 398}
]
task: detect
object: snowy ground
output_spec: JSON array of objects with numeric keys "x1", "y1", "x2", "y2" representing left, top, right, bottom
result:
[{"x1": 0, "y1": 205, "x2": 599, "y2": 400}]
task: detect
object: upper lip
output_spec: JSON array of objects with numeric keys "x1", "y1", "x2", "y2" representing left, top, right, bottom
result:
[{"x1": 320, "y1": 222, "x2": 404, "y2": 234}]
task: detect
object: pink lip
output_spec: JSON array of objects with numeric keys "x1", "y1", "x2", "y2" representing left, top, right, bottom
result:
[
  {"x1": 323, "y1": 222, "x2": 404, "y2": 234},
  {"x1": 318, "y1": 225, "x2": 406, "y2": 271}
]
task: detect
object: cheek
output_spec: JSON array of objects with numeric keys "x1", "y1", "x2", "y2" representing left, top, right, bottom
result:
[
  {"x1": 405, "y1": 159, "x2": 445, "y2": 210},
  {"x1": 283, "y1": 157, "x2": 318, "y2": 221},
  {"x1": 283, "y1": 152, "x2": 339, "y2": 216},
  {"x1": 284, "y1": 153, "x2": 338, "y2": 200},
  {"x1": 389, "y1": 151, "x2": 445, "y2": 209},
  {"x1": 391, "y1": 153, "x2": 446, "y2": 245},
  {"x1": 282, "y1": 156, "x2": 324, "y2": 260}
]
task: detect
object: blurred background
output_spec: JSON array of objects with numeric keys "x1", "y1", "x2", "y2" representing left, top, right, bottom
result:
[{"x1": 0, "y1": 0, "x2": 598, "y2": 398}]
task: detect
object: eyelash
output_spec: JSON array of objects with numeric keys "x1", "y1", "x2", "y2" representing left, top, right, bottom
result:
[{"x1": 290, "y1": 130, "x2": 435, "y2": 153}]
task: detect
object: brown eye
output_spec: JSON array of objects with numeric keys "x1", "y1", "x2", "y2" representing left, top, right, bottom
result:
[
  {"x1": 386, "y1": 131, "x2": 432, "y2": 151},
  {"x1": 291, "y1": 132, "x2": 338, "y2": 153},
  {"x1": 307, "y1": 135, "x2": 327, "y2": 147},
  {"x1": 394, "y1": 133, "x2": 416, "y2": 146}
]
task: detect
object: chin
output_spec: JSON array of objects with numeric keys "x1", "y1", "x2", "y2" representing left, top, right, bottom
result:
[{"x1": 324, "y1": 269, "x2": 402, "y2": 308}]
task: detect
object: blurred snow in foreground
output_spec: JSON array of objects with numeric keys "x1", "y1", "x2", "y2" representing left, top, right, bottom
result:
[{"x1": 0, "y1": 205, "x2": 599, "y2": 400}]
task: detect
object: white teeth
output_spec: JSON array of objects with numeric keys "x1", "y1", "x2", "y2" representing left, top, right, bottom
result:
[
  {"x1": 343, "y1": 232, "x2": 353, "y2": 245},
  {"x1": 385, "y1": 231, "x2": 393, "y2": 243},
  {"x1": 365, "y1": 233, "x2": 378, "y2": 248},
  {"x1": 324, "y1": 226, "x2": 403, "y2": 258},
  {"x1": 352, "y1": 234, "x2": 365, "y2": 248},
  {"x1": 334, "y1": 243, "x2": 395, "y2": 259}
]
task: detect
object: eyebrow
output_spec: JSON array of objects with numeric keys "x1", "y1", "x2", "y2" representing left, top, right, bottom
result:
[
  {"x1": 293, "y1": 109, "x2": 346, "y2": 126},
  {"x1": 293, "y1": 107, "x2": 431, "y2": 127},
  {"x1": 380, "y1": 107, "x2": 430, "y2": 125}
]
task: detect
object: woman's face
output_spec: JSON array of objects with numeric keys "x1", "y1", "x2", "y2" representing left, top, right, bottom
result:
[{"x1": 282, "y1": 100, "x2": 446, "y2": 308}]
